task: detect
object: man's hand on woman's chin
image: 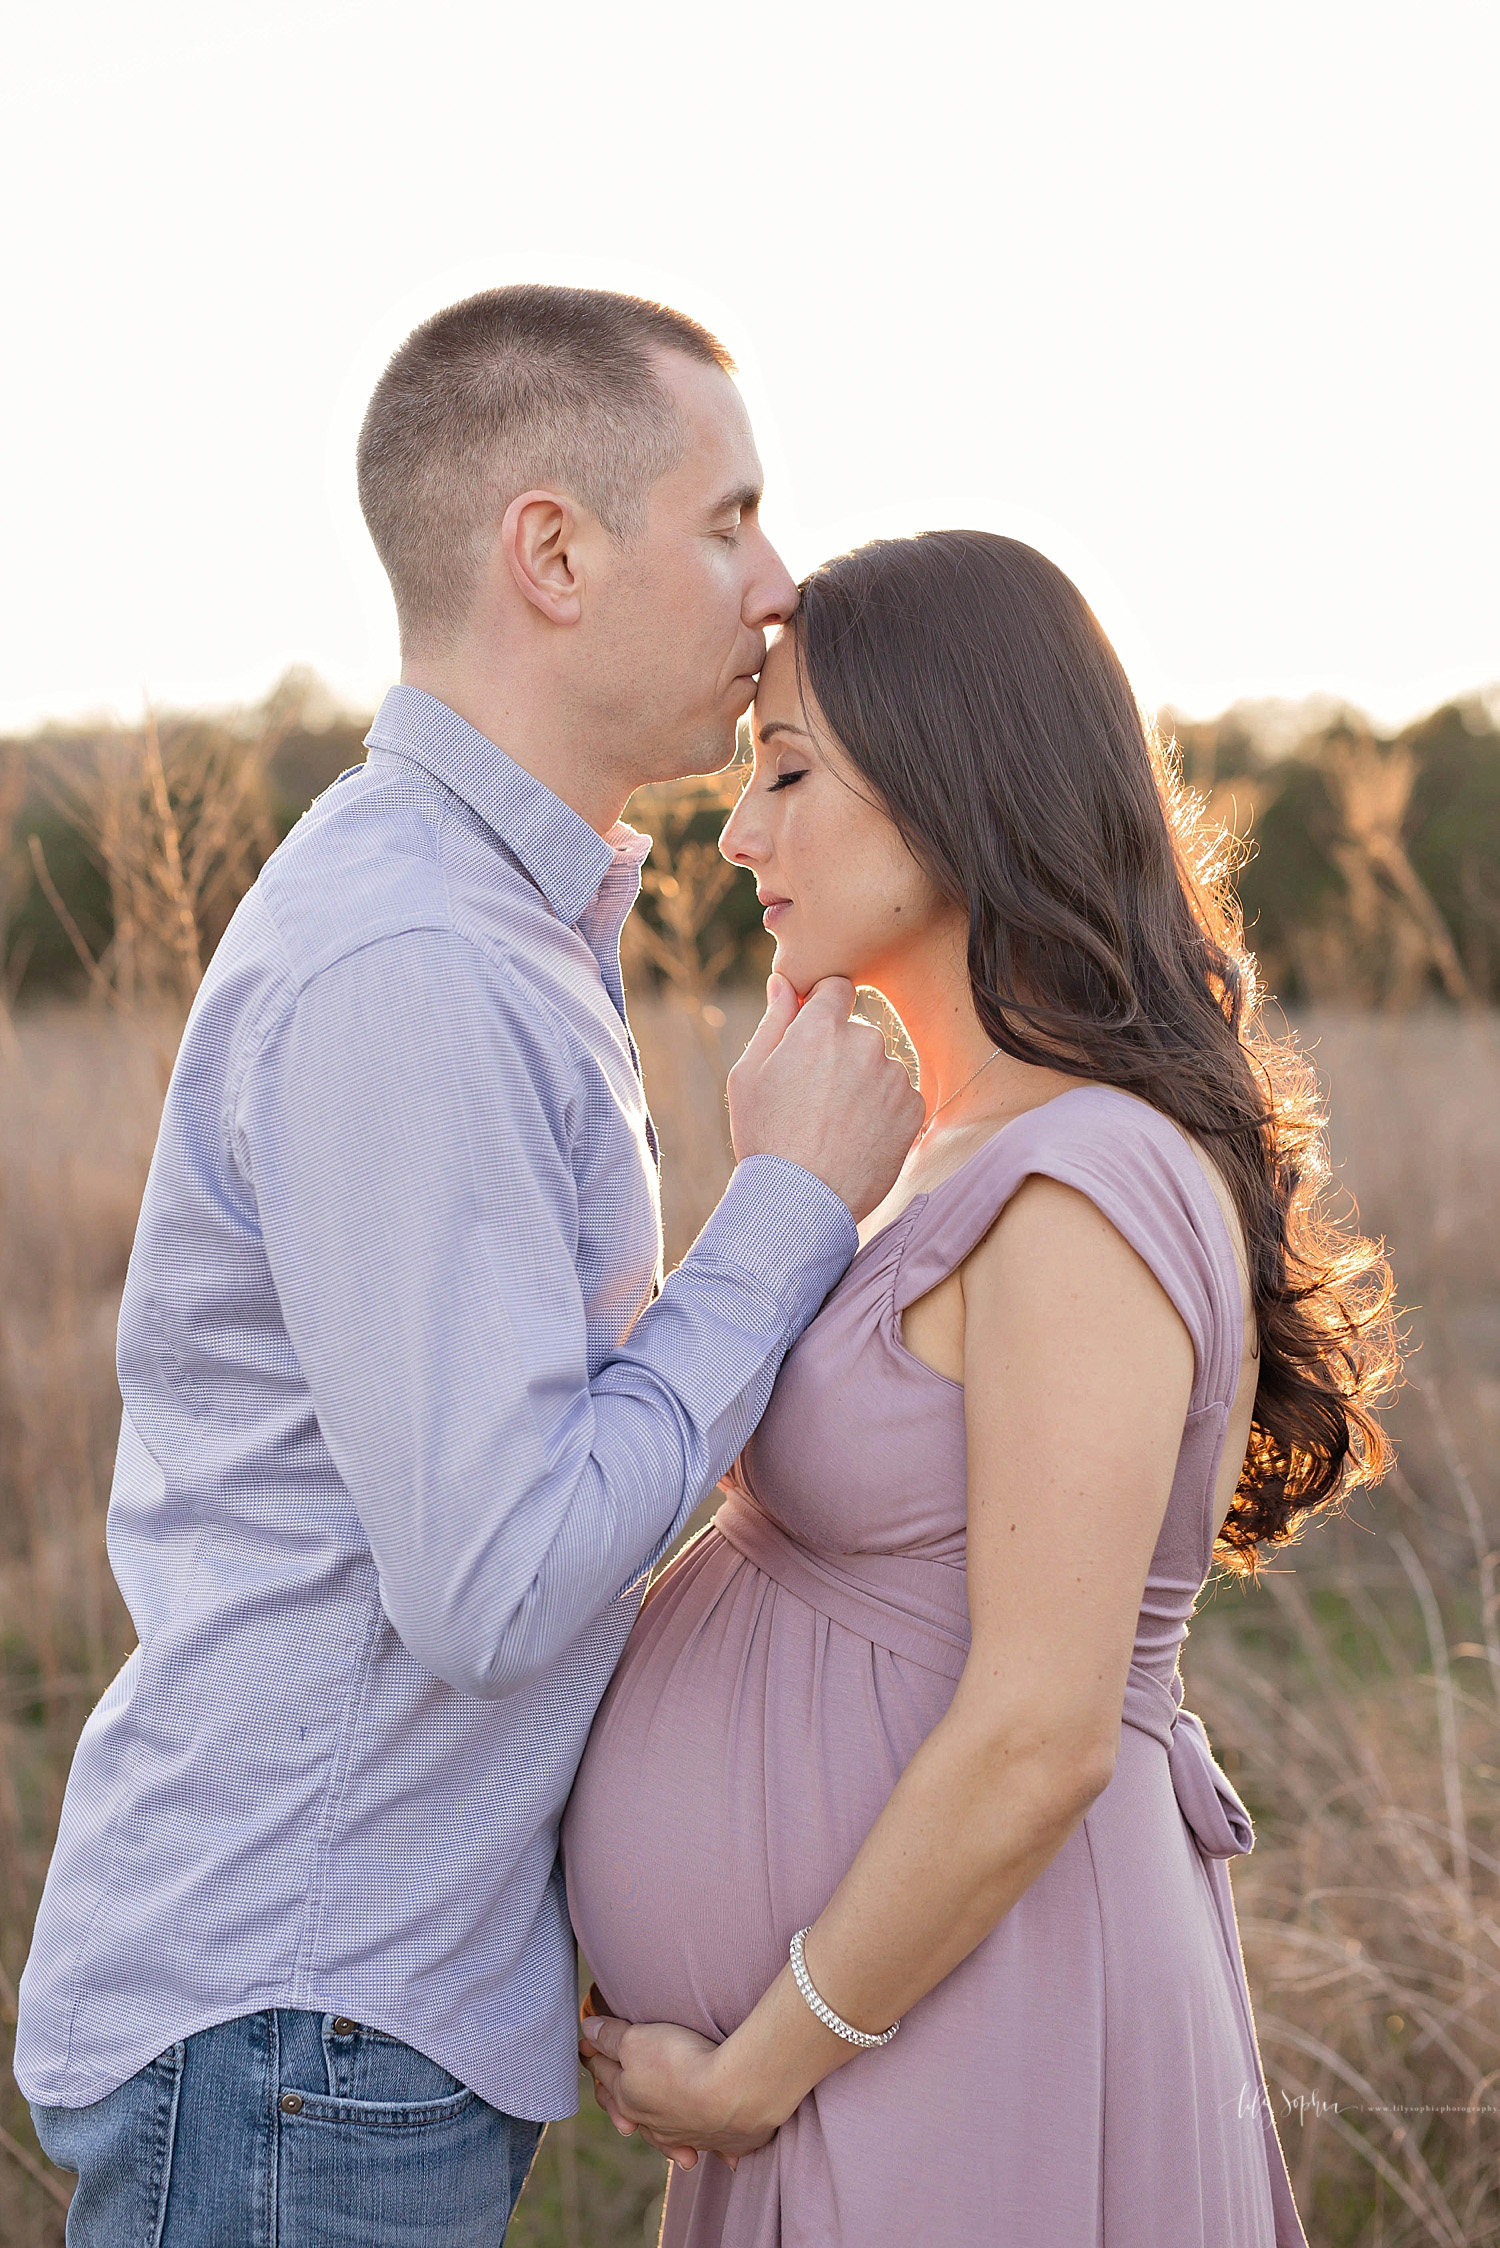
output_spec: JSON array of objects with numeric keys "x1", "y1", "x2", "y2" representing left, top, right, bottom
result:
[{"x1": 578, "y1": 2006, "x2": 784, "y2": 2174}]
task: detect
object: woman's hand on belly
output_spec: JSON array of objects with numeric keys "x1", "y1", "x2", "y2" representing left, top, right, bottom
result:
[
  {"x1": 580, "y1": 1959, "x2": 862, "y2": 2167},
  {"x1": 580, "y1": 2010, "x2": 781, "y2": 2172}
]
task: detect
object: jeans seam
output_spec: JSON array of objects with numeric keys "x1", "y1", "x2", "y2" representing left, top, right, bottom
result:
[
  {"x1": 144, "y1": 2044, "x2": 184, "y2": 2248},
  {"x1": 265, "y1": 2088, "x2": 478, "y2": 2128},
  {"x1": 266, "y1": 2011, "x2": 280, "y2": 2248}
]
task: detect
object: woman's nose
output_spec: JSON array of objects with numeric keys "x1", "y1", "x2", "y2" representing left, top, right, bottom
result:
[{"x1": 719, "y1": 793, "x2": 766, "y2": 867}]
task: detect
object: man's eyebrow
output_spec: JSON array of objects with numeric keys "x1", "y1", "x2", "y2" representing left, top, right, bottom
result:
[{"x1": 710, "y1": 481, "x2": 763, "y2": 518}]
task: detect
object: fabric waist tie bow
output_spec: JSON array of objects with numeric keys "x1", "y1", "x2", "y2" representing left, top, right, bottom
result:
[{"x1": 713, "y1": 1492, "x2": 1253, "y2": 1862}]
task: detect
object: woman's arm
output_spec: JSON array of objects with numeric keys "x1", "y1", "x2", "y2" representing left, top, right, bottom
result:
[{"x1": 582, "y1": 1175, "x2": 1195, "y2": 2162}]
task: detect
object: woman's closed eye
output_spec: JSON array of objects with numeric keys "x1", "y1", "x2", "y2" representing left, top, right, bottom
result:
[{"x1": 766, "y1": 770, "x2": 808, "y2": 793}]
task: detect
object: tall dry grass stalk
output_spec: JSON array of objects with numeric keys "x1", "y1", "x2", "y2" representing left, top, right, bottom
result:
[
  {"x1": 1318, "y1": 732, "x2": 1473, "y2": 1011},
  {"x1": 0, "y1": 749, "x2": 35, "y2": 1064},
  {"x1": 24, "y1": 708, "x2": 283, "y2": 1082},
  {"x1": 1275, "y1": 728, "x2": 1481, "y2": 1011}
]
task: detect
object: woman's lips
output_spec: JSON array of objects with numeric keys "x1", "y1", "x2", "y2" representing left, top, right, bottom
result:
[{"x1": 761, "y1": 898, "x2": 791, "y2": 929}]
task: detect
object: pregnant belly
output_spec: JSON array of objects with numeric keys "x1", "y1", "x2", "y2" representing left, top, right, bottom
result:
[{"x1": 562, "y1": 1524, "x2": 954, "y2": 2040}]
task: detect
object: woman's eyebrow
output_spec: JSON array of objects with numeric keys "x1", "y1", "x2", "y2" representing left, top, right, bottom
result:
[{"x1": 757, "y1": 721, "x2": 810, "y2": 744}]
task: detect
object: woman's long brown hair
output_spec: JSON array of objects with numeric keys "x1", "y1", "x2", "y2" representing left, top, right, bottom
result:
[{"x1": 793, "y1": 530, "x2": 1398, "y2": 1568}]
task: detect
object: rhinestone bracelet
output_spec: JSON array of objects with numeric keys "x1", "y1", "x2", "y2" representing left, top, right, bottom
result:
[{"x1": 788, "y1": 1928, "x2": 900, "y2": 2048}]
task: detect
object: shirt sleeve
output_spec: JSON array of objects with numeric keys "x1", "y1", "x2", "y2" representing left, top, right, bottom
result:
[{"x1": 235, "y1": 927, "x2": 855, "y2": 1699}]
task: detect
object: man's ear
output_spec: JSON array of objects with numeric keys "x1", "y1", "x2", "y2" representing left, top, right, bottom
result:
[{"x1": 502, "y1": 488, "x2": 586, "y2": 625}]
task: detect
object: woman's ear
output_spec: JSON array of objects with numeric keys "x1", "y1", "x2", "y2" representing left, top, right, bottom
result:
[{"x1": 502, "y1": 488, "x2": 585, "y2": 625}]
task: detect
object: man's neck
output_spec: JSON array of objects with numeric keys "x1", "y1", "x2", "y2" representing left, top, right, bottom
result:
[{"x1": 400, "y1": 660, "x2": 631, "y2": 838}]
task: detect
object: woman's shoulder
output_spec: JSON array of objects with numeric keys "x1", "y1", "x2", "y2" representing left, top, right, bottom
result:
[
  {"x1": 1015, "y1": 1086, "x2": 1248, "y2": 1288},
  {"x1": 1002, "y1": 1079, "x2": 1194, "y2": 1160},
  {"x1": 923, "y1": 1081, "x2": 1214, "y2": 1223}
]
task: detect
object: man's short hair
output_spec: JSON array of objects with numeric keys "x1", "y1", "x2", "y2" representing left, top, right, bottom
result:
[{"x1": 356, "y1": 284, "x2": 734, "y2": 653}]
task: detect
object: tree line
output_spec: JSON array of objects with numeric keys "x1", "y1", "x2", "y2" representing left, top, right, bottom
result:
[{"x1": 2, "y1": 670, "x2": 1497, "y2": 1021}]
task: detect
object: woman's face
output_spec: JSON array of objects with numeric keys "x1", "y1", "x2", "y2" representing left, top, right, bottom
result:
[{"x1": 719, "y1": 631, "x2": 960, "y2": 998}]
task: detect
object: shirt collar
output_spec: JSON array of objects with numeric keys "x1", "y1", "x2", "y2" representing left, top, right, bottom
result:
[{"x1": 364, "y1": 683, "x2": 648, "y2": 928}]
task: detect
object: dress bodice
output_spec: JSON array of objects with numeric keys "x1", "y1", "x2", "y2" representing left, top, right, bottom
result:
[{"x1": 727, "y1": 1083, "x2": 1244, "y2": 1687}]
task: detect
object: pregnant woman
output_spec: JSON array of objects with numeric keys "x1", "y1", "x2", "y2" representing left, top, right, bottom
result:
[{"x1": 564, "y1": 533, "x2": 1395, "y2": 2245}]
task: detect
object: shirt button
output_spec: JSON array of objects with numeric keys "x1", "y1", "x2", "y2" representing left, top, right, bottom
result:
[
  {"x1": 279, "y1": 2093, "x2": 304, "y2": 2114},
  {"x1": 331, "y1": 2017, "x2": 358, "y2": 2037}
]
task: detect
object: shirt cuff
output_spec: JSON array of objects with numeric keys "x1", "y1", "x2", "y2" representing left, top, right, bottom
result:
[{"x1": 685, "y1": 1154, "x2": 859, "y2": 1340}]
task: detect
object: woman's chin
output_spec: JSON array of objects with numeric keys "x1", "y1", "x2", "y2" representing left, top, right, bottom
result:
[{"x1": 774, "y1": 944, "x2": 864, "y2": 1002}]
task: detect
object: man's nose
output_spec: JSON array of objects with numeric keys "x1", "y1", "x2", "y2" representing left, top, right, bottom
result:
[{"x1": 747, "y1": 530, "x2": 799, "y2": 628}]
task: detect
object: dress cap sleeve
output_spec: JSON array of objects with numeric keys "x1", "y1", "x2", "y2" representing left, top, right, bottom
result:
[{"x1": 892, "y1": 1085, "x2": 1243, "y2": 1413}]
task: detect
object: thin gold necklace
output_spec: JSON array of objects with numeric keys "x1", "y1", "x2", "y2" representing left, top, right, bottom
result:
[{"x1": 914, "y1": 1047, "x2": 1003, "y2": 1148}]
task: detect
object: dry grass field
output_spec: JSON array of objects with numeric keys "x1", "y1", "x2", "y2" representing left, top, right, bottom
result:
[{"x1": 0, "y1": 995, "x2": 1496, "y2": 2245}]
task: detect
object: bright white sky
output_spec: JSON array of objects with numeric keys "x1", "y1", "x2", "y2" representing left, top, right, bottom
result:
[{"x1": 4, "y1": 0, "x2": 1496, "y2": 734}]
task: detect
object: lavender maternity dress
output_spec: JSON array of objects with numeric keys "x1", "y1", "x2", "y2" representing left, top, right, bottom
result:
[{"x1": 564, "y1": 1087, "x2": 1307, "y2": 2247}]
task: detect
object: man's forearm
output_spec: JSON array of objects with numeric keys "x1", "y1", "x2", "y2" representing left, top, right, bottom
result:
[{"x1": 388, "y1": 1156, "x2": 854, "y2": 1697}]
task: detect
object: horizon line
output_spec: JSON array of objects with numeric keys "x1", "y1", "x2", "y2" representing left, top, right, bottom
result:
[{"x1": 4, "y1": 666, "x2": 1498, "y2": 746}]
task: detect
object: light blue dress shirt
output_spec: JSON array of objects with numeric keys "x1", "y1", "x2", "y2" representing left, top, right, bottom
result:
[{"x1": 16, "y1": 685, "x2": 856, "y2": 2119}]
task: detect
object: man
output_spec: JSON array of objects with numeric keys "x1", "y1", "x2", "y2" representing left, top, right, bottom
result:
[{"x1": 17, "y1": 285, "x2": 921, "y2": 2242}]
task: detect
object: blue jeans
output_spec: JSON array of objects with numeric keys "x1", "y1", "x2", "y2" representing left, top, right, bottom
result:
[{"x1": 31, "y1": 2009, "x2": 544, "y2": 2246}]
